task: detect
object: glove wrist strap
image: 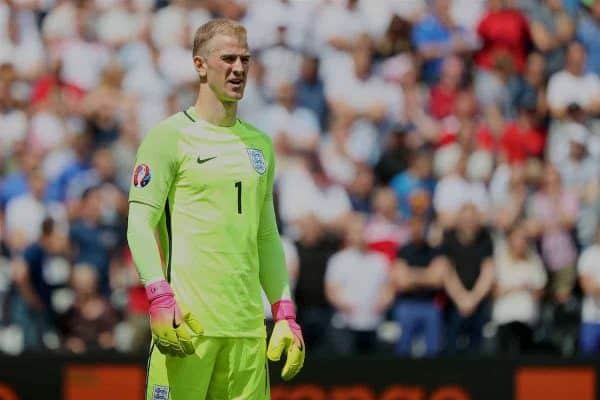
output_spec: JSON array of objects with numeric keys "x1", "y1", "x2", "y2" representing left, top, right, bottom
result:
[
  {"x1": 272, "y1": 299, "x2": 296, "y2": 321},
  {"x1": 145, "y1": 279, "x2": 173, "y2": 302}
]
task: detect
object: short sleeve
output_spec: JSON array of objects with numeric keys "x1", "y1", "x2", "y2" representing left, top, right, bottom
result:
[
  {"x1": 325, "y1": 252, "x2": 345, "y2": 285},
  {"x1": 579, "y1": 247, "x2": 599, "y2": 276},
  {"x1": 128, "y1": 124, "x2": 180, "y2": 209}
]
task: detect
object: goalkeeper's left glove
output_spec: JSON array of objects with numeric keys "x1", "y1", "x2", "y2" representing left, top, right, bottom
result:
[{"x1": 267, "y1": 299, "x2": 305, "y2": 380}]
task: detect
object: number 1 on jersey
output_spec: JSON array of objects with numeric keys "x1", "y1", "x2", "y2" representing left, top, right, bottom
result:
[{"x1": 235, "y1": 181, "x2": 242, "y2": 214}]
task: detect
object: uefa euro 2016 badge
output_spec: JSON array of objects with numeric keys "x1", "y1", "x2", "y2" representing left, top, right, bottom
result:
[
  {"x1": 152, "y1": 385, "x2": 170, "y2": 400},
  {"x1": 247, "y1": 148, "x2": 266, "y2": 175},
  {"x1": 133, "y1": 163, "x2": 152, "y2": 188}
]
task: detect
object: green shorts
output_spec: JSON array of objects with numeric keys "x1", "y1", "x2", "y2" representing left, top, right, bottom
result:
[{"x1": 146, "y1": 336, "x2": 270, "y2": 400}]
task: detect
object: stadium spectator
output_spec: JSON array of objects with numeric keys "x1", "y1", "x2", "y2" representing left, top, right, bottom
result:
[
  {"x1": 293, "y1": 215, "x2": 341, "y2": 354},
  {"x1": 392, "y1": 218, "x2": 446, "y2": 357},
  {"x1": 429, "y1": 55, "x2": 464, "y2": 120},
  {"x1": 579, "y1": 227, "x2": 600, "y2": 355},
  {"x1": 433, "y1": 150, "x2": 490, "y2": 228},
  {"x1": 10, "y1": 218, "x2": 69, "y2": 350},
  {"x1": 295, "y1": 54, "x2": 329, "y2": 131},
  {"x1": 412, "y1": 0, "x2": 476, "y2": 84},
  {"x1": 493, "y1": 223, "x2": 547, "y2": 355},
  {"x1": 527, "y1": 164, "x2": 578, "y2": 303},
  {"x1": 4, "y1": 169, "x2": 47, "y2": 253},
  {"x1": 325, "y1": 214, "x2": 393, "y2": 355},
  {"x1": 498, "y1": 103, "x2": 545, "y2": 164},
  {"x1": 259, "y1": 22, "x2": 302, "y2": 99},
  {"x1": 61, "y1": 264, "x2": 118, "y2": 354},
  {"x1": 364, "y1": 187, "x2": 410, "y2": 263},
  {"x1": 374, "y1": 126, "x2": 411, "y2": 185},
  {"x1": 508, "y1": 52, "x2": 548, "y2": 118},
  {"x1": 557, "y1": 125, "x2": 599, "y2": 199},
  {"x1": 437, "y1": 89, "x2": 496, "y2": 152},
  {"x1": 491, "y1": 164, "x2": 529, "y2": 233},
  {"x1": 326, "y1": 34, "x2": 404, "y2": 137},
  {"x1": 577, "y1": 0, "x2": 600, "y2": 76},
  {"x1": 527, "y1": 0, "x2": 575, "y2": 74},
  {"x1": 0, "y1": 148, "x2": 39, "y2": 210},
  {"x1": 546, "y1": 41, "x2": 600, "y2": 120},
  {"x1": 277, "y1": 153, "x2": 352, "y2": 234},
  {"x1": 263, "y1": 82, "x2": 320, "y2": 155},
  {"x1": 390, "y1": 150, "x2": 434, "y2": 219},
  {"x1": 319, "y1": 116, "x2": 359, "y2": 186},
  {"x1": 346, "y1": 164, "x2": 375, "y2": 214},
  {"x1": 374, "y1": 14, "x2": 413, "y2": 59},
  {"x1": 442, "y1": 204, "x2": 495, "y2": 354},
  {"x1": 475, "y1": 0, "x2": 531, "y2": 74},
  {"x1": 69, "y1": 186, "x2": 123, "y2": 297},
  {"x1": 0, "y1": 78, "x2": 27, "y2": 159}
]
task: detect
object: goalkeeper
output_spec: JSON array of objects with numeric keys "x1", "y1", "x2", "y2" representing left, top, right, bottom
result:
[{"x1": 127, "y1": 18, "x2": 304, "y2": 400}]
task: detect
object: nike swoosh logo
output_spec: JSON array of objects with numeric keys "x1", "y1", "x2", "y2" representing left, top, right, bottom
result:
[
  {"x1": 172, "y1": 312, "x2": 180, "y2": 329},
  {"x1": 197, "y1": 156, "x2": 216, "y2": 164}
]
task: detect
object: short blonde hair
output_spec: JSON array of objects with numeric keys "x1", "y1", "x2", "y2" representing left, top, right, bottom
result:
[{"x1": 192, "y1": 18, "x2": 247, "y2": 58}]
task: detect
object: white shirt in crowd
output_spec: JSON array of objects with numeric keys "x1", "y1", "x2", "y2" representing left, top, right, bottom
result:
[
  {"x1": 58, "y1": 38, "x2": 111, "y2": 91},
  {"x1": 546, "y1": 70, "x2": 600, "y2": 111},
  {"x1": 158, "y1": 45, "x2": 197, "y2": 86},
  {"x1": 578, "y1": 244, "x2": 600, "y2": 323},
  {"x1": 325, "y1": 70, "x2": 404, "y2": 125},
  {"x1": 0, "y1": 109, "x2": 27, "y2": 155},
  {"x1": 259, "y1": 45, "x2": 302, "y2": 98},
  {"x1": 244, "y1": 0, "x2": 317, "y2": 50},
  {"x1": 492, "y1": 243, "x2": 547, "y2": 325},
  {"x1": 123, "y1": 59, "x2": 172, "y2": 136},
  {"x1": 277, "y1": 166, "x2": 351, "y2": 227},
  {"x1": 4, "y1": 195, "x2": 67, "y2": 245},
  {"x1": 325, "y1": 247, "x2": 389, "y2": 331},
  {"x1": 263, "y1": 104, "x2": 320, "y2": 150},
  {"x1": 433, "y1": 173, "x2": 490, "y2": 216}
]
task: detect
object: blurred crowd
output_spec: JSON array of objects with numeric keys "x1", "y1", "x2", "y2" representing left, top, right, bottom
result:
[{"x1": 1, "y1": 0, "x2": 600, "y2": 358}]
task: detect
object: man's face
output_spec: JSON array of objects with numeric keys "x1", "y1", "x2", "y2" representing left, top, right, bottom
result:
[
  {"x1": 196, "y1": 34, "x2": 251, "y2": 102},
  {"x1": 567, "y1": 44, "x2": 586, "y2": 75}
]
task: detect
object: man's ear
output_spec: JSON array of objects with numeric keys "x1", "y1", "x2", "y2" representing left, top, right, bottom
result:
[{"x1": 193, "y1": 55, "x2": 207, "y2": 81}]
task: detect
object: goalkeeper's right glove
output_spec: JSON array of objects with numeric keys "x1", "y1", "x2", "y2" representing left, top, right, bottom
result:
[{"x1": 146, "y1": 279, "x2": 203, "y2": 357}]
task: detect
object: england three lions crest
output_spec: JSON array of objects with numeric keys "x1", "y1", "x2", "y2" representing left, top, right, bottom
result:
[{"x1": 247, "y1": 148, "x2": 267, "y2": 175}]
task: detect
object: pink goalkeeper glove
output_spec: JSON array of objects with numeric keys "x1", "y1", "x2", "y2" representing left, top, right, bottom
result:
[
  {"x1": 146, "y1": 280, "x2": 203, "y2": 357},
  {"x1": 267, "y1": 300, "x2": 305, "y2": 380}
]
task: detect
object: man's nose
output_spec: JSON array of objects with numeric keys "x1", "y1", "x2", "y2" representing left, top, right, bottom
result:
[{"x1": 232, "y1": 58, "x2": 244, "y2": 74}]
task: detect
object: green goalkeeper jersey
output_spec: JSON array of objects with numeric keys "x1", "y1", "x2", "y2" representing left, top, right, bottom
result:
[{"x1": 129, "y1": 106, "x2": 283, "y2": 338}]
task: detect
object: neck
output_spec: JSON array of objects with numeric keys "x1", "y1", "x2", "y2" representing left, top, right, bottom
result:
[{"x1": 195, "y1": 87, "x2": 238, "y2": 127}]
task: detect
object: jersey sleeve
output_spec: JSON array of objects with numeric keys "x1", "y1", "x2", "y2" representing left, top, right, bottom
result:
[
  {"x1": 128, "y1": 124, "x2": 180, "y2": 209},
  {"x1": 127, "y1": 123, "x2": 180, "y2": 285},
  {"x1": 258, "y1": 139, "x2": 291, "y2": 304}
]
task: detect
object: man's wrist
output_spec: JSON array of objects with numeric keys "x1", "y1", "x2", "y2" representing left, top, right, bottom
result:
[
  {"x1": 145, "y1": 279, "x2": 173, "y2": 301},
  {"x1": 271, "y1": 299, "x2": 296, "y2": 321}
]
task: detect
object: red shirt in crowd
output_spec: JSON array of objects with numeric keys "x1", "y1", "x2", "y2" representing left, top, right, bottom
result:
[
  {"x1": 429, "y1": 85, "x2": 458, "y2": 120},
  {"x1": 437, "y1": 118, "x2": 497, "y2": 152},
  {"x1": 499, "y1": 122, "x2": 545, "y2": 164},
  {"x1": 475, "y1": 9, "x2": 531, "y2": 72}
]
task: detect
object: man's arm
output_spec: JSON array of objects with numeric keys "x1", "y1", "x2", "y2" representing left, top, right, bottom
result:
[
  {"x1": 443, "y1": 261, "x2": 470, "y2": 306},
  {"x1": 11, "y1": 257, "x2": 44, "y2": 310},
  {"x1": 258, "y1": 146, "x2": 291, "y2": 303},
  {"x1": 126, "y1": 202, "x2": 166, "y2": 285},
  {"x1": 126, "y1": 124, "x2": 202, "y2": 357},
  {"x1": 259, "y1": 139, "x2": 304, "y2": 381},
  {"x1": 470, "y1": 258, "x2": 495, "y2": 305}
]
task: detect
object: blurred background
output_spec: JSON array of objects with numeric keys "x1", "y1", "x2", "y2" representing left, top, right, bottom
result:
[{"x1": 1, "y1": 0, "x2": 600, "y2": 396}]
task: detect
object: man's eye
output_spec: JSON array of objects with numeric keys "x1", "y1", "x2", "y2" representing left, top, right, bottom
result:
[
  {"x1": 222, "y1": 56, "x2": 235, "y2": 63},
  {"x1": 241, "y1": 56, "x2": 250, "y2": 64}
]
